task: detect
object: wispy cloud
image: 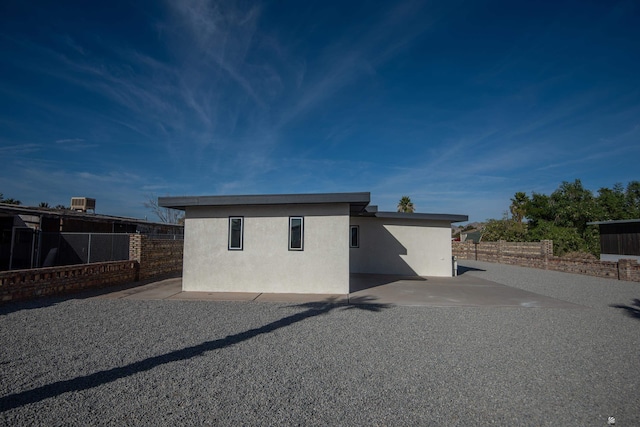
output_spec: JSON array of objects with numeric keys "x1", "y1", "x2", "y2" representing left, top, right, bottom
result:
[
  {"x1": 76, "y1": 171, "x2": 141, "y2": 184},
  {"x1": 0, "y1": 164, "x2": 152, "y2": 217},
  {"x1": 536, "y1": 143, "x2": 640, "y2": 172},
  {"x1": 1, "y1": 1, "x2": 637, "y2": 221},
  {"x1": 600, "y1": 123, "x2": 640, "y2": 144},
  {"x1": 173, "y1": 1, "x2": 265, "y2": 104},
  {"x1": 55, "y1": 138, "x2": 99, "y2": 151},
  {"x1": 0, "y1": 143, "x2": 42, "y2": 155},
  {"x1": 2, "y1": 1, "x2": 442, "y2": 187},
  {"x1": 55, "y1": 138, "x2": 84, "y2": 144},
  {"x1": 275, "y1": 2, "x2": 435, "y2": 129}
]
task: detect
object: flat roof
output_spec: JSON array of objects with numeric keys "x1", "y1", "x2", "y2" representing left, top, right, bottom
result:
[
  {"x1": 159, "y1": 192, "x2": 467, "y2": 222},
  {"x1": 587, "y1": 219, "x2": 640, "y2": 225},
  {"x1": 371, "y1": 211, "x2": 468, "y2": 223},
  {"x1": 159, "y1": 192, "x2": 371, "y2": 214},
  {"x1": 0, "y1": 203, "x2": 181, "y2": 228}
]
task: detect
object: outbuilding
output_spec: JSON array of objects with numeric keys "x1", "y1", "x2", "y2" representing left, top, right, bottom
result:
[
  {"x1": 587, "y1": 219, "x2": 640, "y2": 262},
  {"x1": 159, "y1": 192, "x2": 467, "y2": 294}
]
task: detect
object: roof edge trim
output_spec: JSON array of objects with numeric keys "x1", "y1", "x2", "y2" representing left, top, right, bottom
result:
[
  {"x1": 371, "y1": 211, "x2": 468, "y2": 223},
  {"x1": 159, "y1": 192, "x2": 371, "y2": 210}
]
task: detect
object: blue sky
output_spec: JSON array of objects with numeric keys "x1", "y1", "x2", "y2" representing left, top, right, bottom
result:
[{"x1": 1, "y1": 0, "x2": 639, "y2": 222}]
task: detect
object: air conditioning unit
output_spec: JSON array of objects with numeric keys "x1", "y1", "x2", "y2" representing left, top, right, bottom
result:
[{"x1": 70, "y1": 197, "x2": 96, "y2": 213}]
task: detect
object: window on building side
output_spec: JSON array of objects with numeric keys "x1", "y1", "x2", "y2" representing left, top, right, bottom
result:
[
  {"x1": 289, "y1": 217, "x2": 304, "y2": 251},
  {"x1": 228, "y1": 217, "x2": 243, "y2": 250},
  {"x1": 350, "y1": 225, "x2": 359, "y2": 248}
]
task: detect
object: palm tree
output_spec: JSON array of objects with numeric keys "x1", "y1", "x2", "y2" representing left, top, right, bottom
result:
[
  {"x1": 509, "y1": 191, "x2": 529, "y2": 223},
  {"x1": 397, "y1": 196, "x2": 415, "y2": 213},
  {"x1": 0, "y1": 193, "x2": 21, "y2": 205},
  {"x1": 39, "y1": 202, "x2": 50, "y2": 208}
]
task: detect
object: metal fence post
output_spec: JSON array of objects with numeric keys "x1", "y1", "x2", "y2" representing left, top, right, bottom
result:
[{"x1": 87, "y1": 233, "x2": 92, "y2": 264}]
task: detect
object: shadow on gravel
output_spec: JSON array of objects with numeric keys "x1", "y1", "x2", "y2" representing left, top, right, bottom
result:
[
  {"x1": 456, "y1": 265, "x2": 486, "y2": 275},
  {"x1": 0, "y1": 296, "x2": 390, "y2": 411},
  {"x1": 0, "y1": 274, "x2": 181, "y2": 316},
  {"x1": 0, "y1": 297, "x2": 69, "y2": 316},
  {"x1": 610, "y1": 298, "x2": 640, "y2": 320}
]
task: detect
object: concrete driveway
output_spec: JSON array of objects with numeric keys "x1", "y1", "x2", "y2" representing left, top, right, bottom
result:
[{"x1": 95, "y1": 271, "x2": 584, "y2": 308}]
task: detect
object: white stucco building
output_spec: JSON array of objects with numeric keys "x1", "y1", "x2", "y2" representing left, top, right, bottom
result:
[{"x1": 159, "y1": 192, "x2": 467, "y2": 294}]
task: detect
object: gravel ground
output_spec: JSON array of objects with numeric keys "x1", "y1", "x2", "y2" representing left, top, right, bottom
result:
[{"x1": 1, "y1": 261, "x2": 639, "y2": 426}]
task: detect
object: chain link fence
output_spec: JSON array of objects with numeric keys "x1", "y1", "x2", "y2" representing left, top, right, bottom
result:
[
  {"x1": 4, "y1": 231, "x2": 183, "y2": 270},
  {"x1": 39, "y1": 233, "x2": 131, "y2": 267}
]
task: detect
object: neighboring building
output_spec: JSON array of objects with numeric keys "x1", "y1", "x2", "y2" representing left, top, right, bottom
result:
[
  {"x1": 587, "y1": 219, "x2": 640, "y2": 262},
  {"x1": 159, "y1": 192, "x2": 467, "y2": 294},
  {"x1": 460, "y1": 230, "x2": 483, "y2": 243},
  {"x1": 0, "y1": 203, "x2": 183, "y2": 270}
]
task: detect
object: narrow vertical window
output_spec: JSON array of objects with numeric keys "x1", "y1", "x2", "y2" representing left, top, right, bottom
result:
[
  {"x1": 289, "y1": 216, "x2": 304, "y2": 251},
  {"x1": 350, "y1": 225, "x2": 359, "y2": 248},
  {"x1": 228, "y1": 217, "x2": 243, "y2": 250}
]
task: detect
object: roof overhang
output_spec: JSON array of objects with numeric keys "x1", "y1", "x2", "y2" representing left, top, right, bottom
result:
[
  {"x1": 159, "y1": 192, "x2": 468, "y2": 222},
  {"x1": 587, "y1": 219, "x2": 640, "y2": 226},
  {"x1": 358, "y1": 211, "x2": 468, "y2": 223},
  {"x1": 159, "y1": 192, "x2": 372, "y2": 215}
]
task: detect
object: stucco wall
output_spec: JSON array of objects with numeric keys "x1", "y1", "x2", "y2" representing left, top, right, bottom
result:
[
  {"x1": 183, "y1": 203, "x2": 350, "y2": 294},
  {"x1": 350, "y1": 217, "x2": 453, "y2": 277}
]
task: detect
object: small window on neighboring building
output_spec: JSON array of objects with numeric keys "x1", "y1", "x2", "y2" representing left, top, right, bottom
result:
[
  {"x1": 350, "y1": 225, "x2": 359, "y2": 248},
  {"x1": 228, "y1": 217, "x2": 243, "y2": 250},
  {"x1": 289, "y1": 216, "x2": 304, "y2": 251}
]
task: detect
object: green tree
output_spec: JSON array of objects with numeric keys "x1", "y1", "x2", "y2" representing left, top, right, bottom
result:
[
  {"x1": 397, "y1": 196, "x2": 415, "y2": 213},
  {"x1": 509, "y1": 191, "x2": 529, "y2": 223},
  {"x1": 482, "y1": 214, "x2": 528, "y2": 242},
  {"x1": 624, "y1": 181, "x2": 640, "y2": 218},
  {"x1": 524, "y1": 192, "x2": 554, "y2": 227},
  {"x1": 486, "y1": 180, "x2": 640, "y2": 257},
  {"x1": 549, "y1": 179, "x2": 598, "y2": 233},
  {"x1": 39, "y1": 202, "x2": 50, "y2": 208},
  {"x1": 527, "y1": 220, "x2": 581, "y2": 255},
  {"x1": 525, "y1": 180, "x2": 600, "y2": 256},
  {"x1": 595, "y1": 183, "x2": 625, "y2": 220}
]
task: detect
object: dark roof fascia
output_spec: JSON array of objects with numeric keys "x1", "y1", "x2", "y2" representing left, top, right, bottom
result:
[
  {"x1": 354, "y1": 210, "x2": 468, "y2": 223},
  {"x1": 0, "y1": 203, "x2": 181, "y2": 228},
  {"x1": 587, "y1": 219, "x2": 640, "y2": 226},
  {"x1": 159, "y1": 192, "x2": 371, "y2": 213}
]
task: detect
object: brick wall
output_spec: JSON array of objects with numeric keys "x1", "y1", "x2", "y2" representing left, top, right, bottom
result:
[
  {"x1": 0, "y1": 261, "x2": 138, "y2": 302},
  {"x1": 129, "y1": 234, "x2": 183, "y2": 280},
  {"x1": 453, "y1": 240, "x2": 552, "y2": 268},
  {"x1": 453, "y1": 240, "x2": 640, "y2": 282},
  {"x1": 546, "y1": 257, "x2": 619, "y2": 279},
  {"x1": 1, "y1": 235, "x2": 184, "y2": 303},
  {"x1": 616, "y1": 259, "x2": 640, "y2": 282}
]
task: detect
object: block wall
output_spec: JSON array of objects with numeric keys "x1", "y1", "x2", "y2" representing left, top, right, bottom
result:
[
  {"x1": 129, "y1": 235, "x2": 183, "y2": 280},
  {"x1": 452, "y1": 240, "x2": 640, "y2": 282},
  {"x1": 0, "y1": 261, "x2": 138, "y2": 302},
  {"x1": 1, "y1": 235, "x2": 184, "y2": 303}
]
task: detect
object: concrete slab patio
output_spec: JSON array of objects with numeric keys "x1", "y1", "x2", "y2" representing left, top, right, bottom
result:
[
  {"x1": 350, "y1": 273, "x2": 585, "y2": 308},
  {"x1": 97, "y1": 277, "x2": 184, "y2": 300},
  {"x1": 94, "y1": 271, "x2": 584, "y2": 308},
  {"x1": 93, "y1": 277, "x2": 349, "y2": 304}
]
